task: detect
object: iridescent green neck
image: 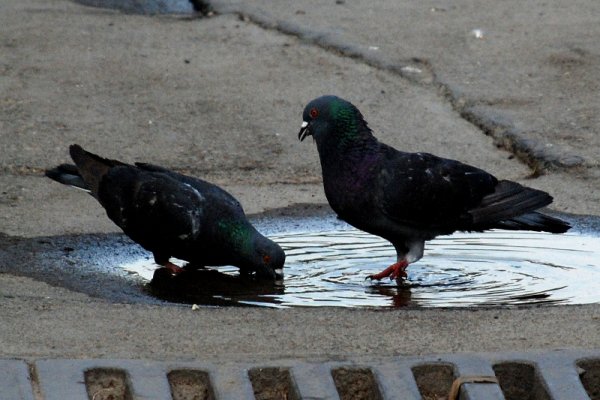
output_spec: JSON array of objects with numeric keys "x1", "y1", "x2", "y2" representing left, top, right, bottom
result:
[
  {"x1": 330, "y1": 100, "x2": 372, "y2": 148},
  {"x1": 217, "y1": 219, "x2": 254, "y2": 256}
]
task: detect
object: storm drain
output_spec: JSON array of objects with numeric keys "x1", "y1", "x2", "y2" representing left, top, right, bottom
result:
[{"x1": 2, "y1": 350, "x2": 599, "y2": 399}]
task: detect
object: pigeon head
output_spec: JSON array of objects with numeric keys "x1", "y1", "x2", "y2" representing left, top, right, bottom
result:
[
  {"x1": 249, "y1": 235, "x2": 286, "y2": 280},
  {"x1": 220, "y1": 219, "x2": 285, "y2": 280},
  {"x1": 298, "y1": 95, "x2": 372, "y2": 147}
]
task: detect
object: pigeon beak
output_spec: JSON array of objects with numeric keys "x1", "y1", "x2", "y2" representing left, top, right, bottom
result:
[
  {"x1": 298, "y1": 121, "x2": 311, "y2": 142},
  {"x1": 255, "y1": 267, "x2": 277, "y2": 280}
]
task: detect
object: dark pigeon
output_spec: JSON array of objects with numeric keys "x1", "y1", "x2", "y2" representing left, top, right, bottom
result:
[
  {"x1": 46, "y1": 145, "x2": 285, "y2": 279},
  {"x1": 298, "y1": 95, "x2": 570, "y2": 281}
]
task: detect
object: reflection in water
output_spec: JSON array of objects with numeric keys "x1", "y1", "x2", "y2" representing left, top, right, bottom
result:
[
  {"x1": 121, "y1": 229, "x2": 600, "y2": 308},
  {"x1": 148, "y1": 268, "x2": 285, "y2": 307}
]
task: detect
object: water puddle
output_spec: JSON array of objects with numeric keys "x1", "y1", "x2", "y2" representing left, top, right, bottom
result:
[
  {"x1": 123, "y1": 225, "x2": 600, "y2": 308},
  {"x1": 3, "y1": 210, "x2": 598, "y2": 308}
]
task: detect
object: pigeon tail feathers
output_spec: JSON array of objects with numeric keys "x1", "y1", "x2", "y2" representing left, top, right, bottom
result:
[
  {"x1": 45, "y1": 163, "x2": 89, "y2": 192},
  {"x1": 69, "y1": 144, "x2": 123, "y2": 198},
  {"x1": 469, "y1": 180, "x2": 553, "y2": 225},
  {"x1": 496, "y1": 212, "x2": 570, "y2": 233}
]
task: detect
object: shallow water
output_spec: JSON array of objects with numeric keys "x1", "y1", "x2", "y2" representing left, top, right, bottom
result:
[{"x1": 122, "y1": 227, "x2": 600, "y2": 308}]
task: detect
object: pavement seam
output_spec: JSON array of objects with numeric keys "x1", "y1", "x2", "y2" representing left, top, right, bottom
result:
[{"x1": 207, "y1": 1, "x2": 587, "y2": 174}]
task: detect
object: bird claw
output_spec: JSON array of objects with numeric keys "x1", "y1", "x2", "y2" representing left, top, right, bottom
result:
[
  {"x1": 366, "y1": 261, "x2": 409, "y2": 282},
  {"x1": 390, "y1": 269, "x2": 408, "y2": 280}
]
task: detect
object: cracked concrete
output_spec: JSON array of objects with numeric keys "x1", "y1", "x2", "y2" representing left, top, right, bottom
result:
[{"x1": 0, "y1": 0, "x2": 599, "y2": 374}]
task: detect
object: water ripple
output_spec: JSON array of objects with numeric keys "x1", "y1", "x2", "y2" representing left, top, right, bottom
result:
[{"x1": 122, "y1": 229, "x2": 600, "y2": 308}]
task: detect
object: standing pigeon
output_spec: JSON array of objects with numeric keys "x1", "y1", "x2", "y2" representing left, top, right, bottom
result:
[
  {"x1": 298, "y1": 95, "x2": 570, "y2": 281},
  {"x1": 46, "y1": 145, "x2": 285, "y2": 279}
]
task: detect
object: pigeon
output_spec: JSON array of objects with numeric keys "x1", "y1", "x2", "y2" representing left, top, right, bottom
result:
[
  {"x1": 46, "y1": 145, "x2": 285, "y2": 279},
  {"x1": 298, "y1": 95, "x2": 570, "y2": 282}
]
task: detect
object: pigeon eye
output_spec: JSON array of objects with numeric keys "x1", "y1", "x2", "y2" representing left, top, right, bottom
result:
[
  {"x1": 309, "y1": 108, "x2": 319, "y2": 119},
  {"x1": 263, "y1": 255, "x2": 271, "y2": 265}
]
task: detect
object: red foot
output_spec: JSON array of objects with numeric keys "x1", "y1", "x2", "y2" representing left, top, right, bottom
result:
[
  {"x1": 368, "y1": 260, "x2": 409, "y2": 281},
  {"x1": 163, "y1": 261, "x2": 184, "y2": 275}
]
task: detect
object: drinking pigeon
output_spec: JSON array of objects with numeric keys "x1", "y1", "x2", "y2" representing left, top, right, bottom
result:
[
  {"x1": 46, "y1": 145, "x2": 285, "y2": 279},
  {"x1": 298, "y1": 95, "x2": 570, "y2": 282}
]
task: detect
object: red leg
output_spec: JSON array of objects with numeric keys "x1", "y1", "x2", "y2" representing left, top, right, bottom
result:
[
  {"x1": 163, "y1": 261, "x2": 184, "y2": 275},
  {"x1": 368, "y1": 260, "x2": 409, "y2": 281}
]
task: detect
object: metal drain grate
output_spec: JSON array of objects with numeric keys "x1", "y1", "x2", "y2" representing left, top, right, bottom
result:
[{"x1": 2, "y1": 350, "x2": 599, "y2": 399}]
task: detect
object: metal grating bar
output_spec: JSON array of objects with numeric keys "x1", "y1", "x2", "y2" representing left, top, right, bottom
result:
[
  {"x1": 35, "y1": 359, "x2": 90, "y2": 400},
  {"x1": 371, "y1": 361, "x2": 422, "y2": 400},
  {"x1": 120, "y1": 360, "x2": 173, "y2": 399},
  {"x1": 450, "y1": 355, "x2": 505, "y2": 400},
  {"x1": 290, "y1": 362, "x2": 341, "y2": 400},
  {"x1": 530, "y1": 353, "x2": 592, "y2": 400},
  {"x1": 0, "y1": 360, "x2": 35, "y2": 400},
  {"x1": 210, "y1": 364, "x2": 255, "y2": 400}
]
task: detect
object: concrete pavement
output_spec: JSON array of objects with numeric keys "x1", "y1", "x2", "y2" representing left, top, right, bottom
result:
[{"x1": 0, "y1": 0, "x2": 599, "y2": 383}]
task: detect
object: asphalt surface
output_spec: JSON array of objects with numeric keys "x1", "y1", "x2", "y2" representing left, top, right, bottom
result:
[{"x1": 1, "y1": 0, "x2": 599, "y2": 373}]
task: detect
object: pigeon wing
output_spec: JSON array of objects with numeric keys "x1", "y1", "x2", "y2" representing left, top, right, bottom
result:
[
  {"x1": 98, "y1": 166, "x2": 206, "y2": 251},
  {"x1": 376, "y1": 149, "x2": 498, "y2": 230},
  {"x1": 135, "y1": 162, "x2": 244, "y2": 214}
]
